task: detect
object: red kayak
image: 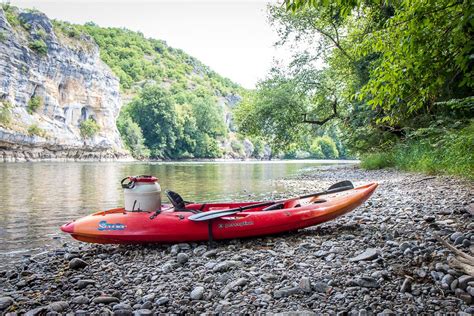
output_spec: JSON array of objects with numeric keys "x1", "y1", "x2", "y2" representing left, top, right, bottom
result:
[{"x1": 61, "y1": 182, "x2": 377, "y2": 244}]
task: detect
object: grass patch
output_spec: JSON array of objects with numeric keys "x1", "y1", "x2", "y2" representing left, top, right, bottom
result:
[
  {"x1": 360, "y1": 152, "x2": 394, "y2": 170},
  {"x1": 27, "y1": 124, "x2": 47, "y2": 137},
  {"x1": 361, "y1": 121, "x2": 474, "y2": 179},
  {"x1": 29, "y1": 39, "x2": 48, "y2": 55},
  {"x1": 0, "y1": 101, "x2": 12, "y2": 127}
]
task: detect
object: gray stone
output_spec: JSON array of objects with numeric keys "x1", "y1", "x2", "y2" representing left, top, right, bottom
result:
[
  {"x1": 299, "y1": 277, "x2": 312, "y2": 293},
  {"x1": 0, "y1": 297, "x2": 14, "y2": 310},
  {"x1": 349, "y1": 248, "x2": 379, "y2": 262},
  {"x1": 113, "y1": 303, "x2": 131, "y2": 311},
  {"x1": 48, "y1": 301, "x2": 69, "y2": 313},
  {"x1": 77, "y1": 279, "x2": 96, "y2": 289},
  {"x1": 441, "y1": 274, "x2": 454, "y2": 288},
  {"x1": 458, "y1": 275, "x2": 474, "y2": 290},
  {"x1": 92, "y1": 296, "x2": 120, "y2": 304},
  {"x1": 69, "y1": 258, "x2": 88, "y2": 270},
  {"x1": 212, "y1": 260, "x2": 240, "y2": 272},
  {"x1": 450, "y1": 232, "x2": 464, "y2": 241},
  {"x1": 313, "y1": 282, "x2": 329, "y2": 293},
  {"x1": 72, "y1": 296, "x2": 89, "y2": 304},
  {"x1": 399, "y1": 241, "x2": 412, "y2": 252},
  {"x1": 455, "y1": 289, "x2": 472, "y2": 304},
  {"x1": 454, "y1": 236, "x2": 465, "y2": 245},
  {"x1": 400, "y1": 277, "x2": 412, "y2": 293},
  {"x1": 161, "y1": 263, "x2": 174, "y2": 273},
  {"x1": 155, "y1": 297, "x2": 169, "y2": 306},
  {"x1": 220, "y1": 278, "x2": 248, "y2": 297},
  {"x1": 274, "y1": 287, "x2": 300, "y2": 298},
  {"x1": 350, "y1": 277, "x2": 380, "y2": 288},
  {"x1": 176, "y1": 253, "x2": 189, "y2": 264},
  {"x1": 314, "y1": 250, "x2": 329, "y2": 258},
  {"x1": 133, "y1": 310, "x2": 152, "y2": 316},
  {"x1": 190, "y1": 286, "x2": 205, "y2": 300}
]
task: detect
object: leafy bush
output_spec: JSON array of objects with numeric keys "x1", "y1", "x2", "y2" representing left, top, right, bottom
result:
[
  {"x1": 27, "y1": 124, "x2": 47, "y2": 137},
  {"x1": 0, "y1": 31, "x2": 7, "y2": 42},
  {"x1": 2, "y1": 3, "x2": 20, "y2": 27},
  {"x1": 309, "y1": 136, "x2": 339, "y2": 159},
  {"x1": 117, "y1": 111, "x2": 150, "y2": 158},
  {"x1": 361, "y1": 121, "x2": 474, "y2": 179},
  {"x1": 79, "y1": 118, "x2": 100, "y2": 138},
  {"x1": 360, "y1": 152, "x2": 394, "y2": 170},
  {"x1": 230, "y1": 140, "x2": 244, "y2": 156},
  {"x1": 27, "y1": 96, "x2": 43, "y2": 114},
  {"x1": 0, "y1": 101, "x2": 12, "y2": 126},
  {"x1": 29, "y1": 39, "x2": 48, "y2": 55}
]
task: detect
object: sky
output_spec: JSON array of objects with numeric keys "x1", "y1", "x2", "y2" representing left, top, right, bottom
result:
[{"x1": 9, "y1": 0, "x2": 286, "y2": 89}]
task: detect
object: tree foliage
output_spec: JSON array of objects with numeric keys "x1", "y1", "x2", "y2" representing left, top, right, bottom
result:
[{"x1": 234, "y1": 0, "x2": 473, "y2": 163}]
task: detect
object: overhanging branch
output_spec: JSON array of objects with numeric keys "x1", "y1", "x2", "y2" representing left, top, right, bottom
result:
[{"x1": 302, "y1": 98, "x2": 339, "y2": 125}]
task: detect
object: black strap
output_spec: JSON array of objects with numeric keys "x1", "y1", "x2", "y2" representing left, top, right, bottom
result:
[{"x1": 208, "y1": 220, "x2": 214, "y2": 248}]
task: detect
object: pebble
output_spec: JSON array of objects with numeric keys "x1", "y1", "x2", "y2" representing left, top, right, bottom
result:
[
  {"x1": 48, "y1": 301, "x2": 69, "y2": 312},
  {"x1": 155, "y1": 297, "x2": 169, "y2": 306},
  {"x1": 92, "y1": 296, "x2": 120, "y2": 304},
  {"x1": 349, "y1": 248, "x2": 379, "y2": 262},
  {"x1": 299, "y1": 277, "x2": 312, "y2": 293},
  {"x1": 0, "y1": 297, "x2": 14, "y2": 310},
  {"x1": 190, "y1": 286, "x2": 205, "y2": 300},
  {"x1": 400, "y1": 277, "x2": 412, "y2": 293},
  {"x1": 176, "y1": 253, "x2": 189, "y2": 264},
  {"x1": 68, "y1": 258, "x2": 88, "y2": 270},
  {"x1": 212, "y1": 260, "x2": 240, "y2": 272}
]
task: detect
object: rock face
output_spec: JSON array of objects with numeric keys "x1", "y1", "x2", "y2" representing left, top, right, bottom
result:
[{"x1": 0, "y1": 7, "x2": 127, "y2": 161}]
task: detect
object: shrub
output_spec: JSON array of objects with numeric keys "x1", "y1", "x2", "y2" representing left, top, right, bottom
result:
[
  {"x1": 360, "y1": 152, "x2": 395, "y2": 170},
  {"x1": 310, "y1": 136, "x2": 339, "y2": 159},
  {"x1": 117, "y1": 113, "x2": 150, "y2": 158},
  {"x1": 79, "y1": 118, "x2": 100, "y2": 138},
  {"x1": 29, "y1": 39, "x2": 48, "y2": 55},
  {"x1": 27, "y1": 96, "x2": 43, "y2": 114},
  {"x1": 0, "y1": 101, "x2": 12, "y2": 126},
  {"x1": 230, "y1": 139, "x2": 244, "y2": 156},
  {"x1": 2, "y1": 3, "x2": 20, "y2": 27},
  {"x1": 0, "y1": 31, "x2": 7, "y2": 43},
  {"x1": 27, "y1": 124, "x2": 47, "y2": 137},
  {"x1": 36, "y1": 28, "x2": 47, "y2": 39}
]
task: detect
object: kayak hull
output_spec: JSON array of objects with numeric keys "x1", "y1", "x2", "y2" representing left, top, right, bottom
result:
[{"x1": 61, "y1": 183, "x2": 377, "y2": 244}]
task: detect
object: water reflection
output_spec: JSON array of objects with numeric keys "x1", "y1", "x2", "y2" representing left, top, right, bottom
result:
[{"x1": 0, "y1": 160, "x2": 353, "y2": 266}]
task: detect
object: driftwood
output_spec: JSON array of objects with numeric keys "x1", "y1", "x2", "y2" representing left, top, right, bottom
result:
[{"x1": 433, "y1": 233, "x2": 474, "y2": 277}]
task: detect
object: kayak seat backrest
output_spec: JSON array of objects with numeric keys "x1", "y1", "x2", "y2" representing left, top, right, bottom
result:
[
  {"x1": 166, "y1": 190, "x2": 200, "y2": 213},
  {"x1": 262, "y1": 203, "x2": 285, "y2": 211}
]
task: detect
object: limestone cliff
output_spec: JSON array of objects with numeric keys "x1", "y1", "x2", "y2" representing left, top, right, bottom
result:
[{"x1": 0, "y1": 7, "x2": 127, "y2": 161}]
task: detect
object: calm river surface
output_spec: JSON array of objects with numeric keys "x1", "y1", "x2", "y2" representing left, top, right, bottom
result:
[{"x1": 0, "y1": 160, "x2": 356, "y2": 267}]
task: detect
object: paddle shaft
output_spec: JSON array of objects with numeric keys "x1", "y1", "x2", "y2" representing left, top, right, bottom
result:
[{"x1": 188, "y1": 184, "x2": 354, "y2": 221}]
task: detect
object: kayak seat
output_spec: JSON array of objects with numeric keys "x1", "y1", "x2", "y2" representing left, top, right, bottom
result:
[
  {"x1": 262, "y1": 203, "x2": 285, "y2": 211},
  {"x1": 166, "y1": 190, "x2": 199, "y2": 213}
]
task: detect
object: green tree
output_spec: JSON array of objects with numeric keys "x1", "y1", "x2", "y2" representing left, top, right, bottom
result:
[
  {"x1": 128, "y1": 85, "x2": 179, "y2": 158},
  {"x1": 117, "y1": 110, "x2": 150, "y2": 159}
]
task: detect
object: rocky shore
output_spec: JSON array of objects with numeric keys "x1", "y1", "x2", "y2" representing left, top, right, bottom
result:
[{"x1": 0, "y1": 166, "x2": 473, "y2": 315}]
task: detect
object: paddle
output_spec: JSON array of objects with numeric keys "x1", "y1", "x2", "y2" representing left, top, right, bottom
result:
[{"x1": 188, "y1": 180, "x2": 354, "y2": 222}]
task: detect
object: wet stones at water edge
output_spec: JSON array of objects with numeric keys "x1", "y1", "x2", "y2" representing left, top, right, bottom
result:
[{"x1": 0, "y1": 167, "x2": 473, "y2": 314}]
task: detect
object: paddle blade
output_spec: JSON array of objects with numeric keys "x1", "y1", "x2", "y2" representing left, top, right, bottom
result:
[
  {"x1": 188, "y1": 209, "x2": 240, "y2": 222},
  {"x1": 328, "y1": 180, "x2": 353, "y2": 190}
]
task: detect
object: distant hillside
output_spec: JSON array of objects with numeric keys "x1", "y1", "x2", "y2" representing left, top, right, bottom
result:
[{"x1": 53, "y1": 20, "x2": 268, "y2": 159}]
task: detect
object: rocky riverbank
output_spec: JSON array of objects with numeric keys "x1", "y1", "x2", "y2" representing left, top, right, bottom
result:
[{"x1": 0, "y1": 166, "x2": 473, "y2": 315}]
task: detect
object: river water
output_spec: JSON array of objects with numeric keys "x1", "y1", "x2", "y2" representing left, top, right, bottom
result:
[{"x1": 0, "y1": 160, "x2": 356, "y2": 267}]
